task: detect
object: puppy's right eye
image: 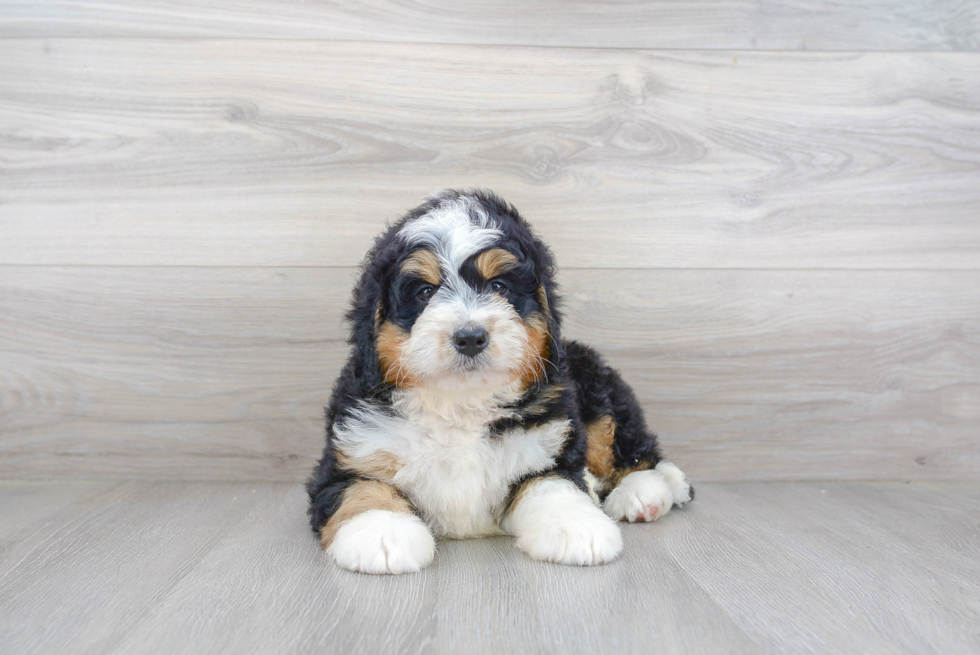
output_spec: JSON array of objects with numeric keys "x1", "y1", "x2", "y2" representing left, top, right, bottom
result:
[{"x1": 416, "y1": 285, "x2": 435, "y2": 302}]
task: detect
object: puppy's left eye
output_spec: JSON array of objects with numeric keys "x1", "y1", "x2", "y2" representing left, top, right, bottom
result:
[
  {"x1": 490, "y1": 280, "x2": 508, "y2": 293},
  {"x1": 417, "y1": 285, "x2": 436, "y2": 301}
]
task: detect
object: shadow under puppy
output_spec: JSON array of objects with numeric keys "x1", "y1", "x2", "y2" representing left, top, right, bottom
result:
[{"x1": 307, "y1": 190, "x2": 692, "y2": 574}]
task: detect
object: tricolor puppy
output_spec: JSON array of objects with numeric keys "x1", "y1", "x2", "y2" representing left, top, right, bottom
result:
[{"x1": 307, "y1": 190, "x2": 692, "y2": 574}]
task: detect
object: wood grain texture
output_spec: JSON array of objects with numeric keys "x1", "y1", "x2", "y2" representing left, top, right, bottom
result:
[
  {"x1": 1, "y1": 481, "x2": 977, "y2": 654},
  {"x1": 2, "y1": 1, "x2": 979, "y2": 51},
  {"x1": 2, "y1": 266, "x2": 977, "y2": 482},
  {"x1": 0, "y1": 479, "x2": 111, "y2": 578},
  {"x1": 2, "y1": 40, "x2": 979, "y2": 269},
  {"x1": 0, "y1": 481, "x2": 269, "y2": 653}
]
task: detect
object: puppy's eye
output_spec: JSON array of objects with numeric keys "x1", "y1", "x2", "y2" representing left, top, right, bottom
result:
[
  {"x1": 417, "y1": 285, "x2": 436, "y2": 302},
  {"x1": 490, "y1": 280, "x2": 508, "y2": 293}
]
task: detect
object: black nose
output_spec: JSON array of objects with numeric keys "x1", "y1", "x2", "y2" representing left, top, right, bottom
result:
[{"x1": 453, "y1": 327, "x2": 489, "y2": 357}]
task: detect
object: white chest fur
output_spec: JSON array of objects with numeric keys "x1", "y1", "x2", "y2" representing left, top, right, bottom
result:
[{"x1": 333, "y1": 388, "x2": 570, "y2": 538}]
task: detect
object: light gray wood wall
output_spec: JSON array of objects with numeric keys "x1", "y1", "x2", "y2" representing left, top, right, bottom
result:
[
  {"x1": 4, "y1": 1, "x2": 980, "y2": 50},
  {"x1": 1, "y1": 3, "x2": 978, "y2": 482}
]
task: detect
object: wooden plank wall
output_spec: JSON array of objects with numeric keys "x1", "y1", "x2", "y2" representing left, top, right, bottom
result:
[{"x1": 1, "y1": 2, "x2": 978, "y2": 482}]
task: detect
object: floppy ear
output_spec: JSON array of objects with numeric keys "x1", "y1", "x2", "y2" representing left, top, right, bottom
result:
[
  {"x1": 530, "y1": 239, "x2": 565, "y2": 368},
  {"x1": 345, "y1": 240, "x2": 399, "y2": 396},
  {"x1": 539, "y1": 278, "x2": 564, "y2": 365}
]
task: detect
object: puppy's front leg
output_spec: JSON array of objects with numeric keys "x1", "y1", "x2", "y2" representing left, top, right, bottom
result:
[
  {"x1": 501, "y1": 474, "x2": 623, "y2": 566},
  {"x1": 321, "y1": 479, "x2": 435, "y2": 575}
]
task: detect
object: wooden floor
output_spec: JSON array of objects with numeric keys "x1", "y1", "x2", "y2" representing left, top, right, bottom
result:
[{"x1": 1, "y1": 480, "x2": 977, "y2": 654}]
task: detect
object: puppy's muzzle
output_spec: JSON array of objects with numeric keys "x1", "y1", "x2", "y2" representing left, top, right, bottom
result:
[{"x1": 453, "y1": 326, "x2": 489, "y2": 358}]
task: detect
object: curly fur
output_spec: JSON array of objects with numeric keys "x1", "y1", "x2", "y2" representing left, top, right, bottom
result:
[{"x1": 307, "y1": 189, "x2": 692, "y2": 573}]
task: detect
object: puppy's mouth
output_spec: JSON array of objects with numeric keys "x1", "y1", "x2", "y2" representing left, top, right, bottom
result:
[{"x1": 453, "y1": 356, "x2": 488, "y2": 373}]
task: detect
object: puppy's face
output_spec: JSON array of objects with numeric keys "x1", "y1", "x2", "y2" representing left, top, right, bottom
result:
[{"x1": 373, "y1": 198, "x2": 551, "y2": 394}]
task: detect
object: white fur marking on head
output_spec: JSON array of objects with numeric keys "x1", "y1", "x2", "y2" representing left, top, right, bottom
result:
[
  {"x1": 502, "y1": 477, "x2": 623, "y2": 566},
  {"x1": 397, "y1": 195, "x2": 502, "y2": 286},
  {"x1": 328, "y1": 509, "x2": 435, "y2": 575}
]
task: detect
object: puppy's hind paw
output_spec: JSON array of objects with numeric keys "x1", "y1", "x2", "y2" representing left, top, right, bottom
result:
[
  {"x1": 604, "y1": 462, "x2": 691, "y2": 523},
  {"x1": 328, "y1": 510, "x2": 435, "y2": 575},
  {"x1": 655, "y1": 461, "x2": 693, "y2": 506}
]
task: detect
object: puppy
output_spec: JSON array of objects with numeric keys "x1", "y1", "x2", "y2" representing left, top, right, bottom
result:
[{"x1": 307, "y1": 190, "x2": 692, "y2": 574}]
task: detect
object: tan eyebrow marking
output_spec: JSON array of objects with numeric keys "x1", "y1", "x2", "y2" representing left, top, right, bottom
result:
[
  {"x1": 475, "y1": 248, "x2": 519, "y2": 280},
  {"x1": 400, "y1": 249, "x2": 441, "y2": 285}
]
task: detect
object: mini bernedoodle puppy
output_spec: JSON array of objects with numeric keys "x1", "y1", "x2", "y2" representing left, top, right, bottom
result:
[{"x1": 307, "y1": 190, "x2": 693, "y2": 574}]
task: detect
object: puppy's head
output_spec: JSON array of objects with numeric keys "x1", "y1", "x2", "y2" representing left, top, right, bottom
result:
[{"x1": 348, "y1": 190, "x2": 561, "y2": 396}]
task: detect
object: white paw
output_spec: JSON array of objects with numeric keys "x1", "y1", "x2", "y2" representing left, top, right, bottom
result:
[
  {"x1": 327, "y1": 510, "x2": 435, "y2": 575},
  {"x1": 503, "y1": 478, "x2": 623, "y2": 566},
  {"x1": 604, "y1": 462, "x2": 691, "y2": 523},
  {"x1": 517, "y1": 507, "x2": 623, "y2": 566},
  {"x1": 655, "y1": 461, "x2": 692, "y2": 505}
]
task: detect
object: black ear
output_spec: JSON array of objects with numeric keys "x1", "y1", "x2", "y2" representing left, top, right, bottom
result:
[
  {"x1": 345, "y1": 237, "x2": 400, "y2": 397},
  {"x1": 345, "y1": 274, "x2": 383, "y2": 394},
  {"x1": 529, "y1": 237, "x2": 565, "y2": 368},
  {"x1": 541, "y1": 278, "x2": 564, "y2": 366}
]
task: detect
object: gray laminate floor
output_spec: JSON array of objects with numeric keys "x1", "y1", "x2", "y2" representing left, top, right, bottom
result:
[{"x1": 0, "y1": 480, "x2": 977, "y2": 654}]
